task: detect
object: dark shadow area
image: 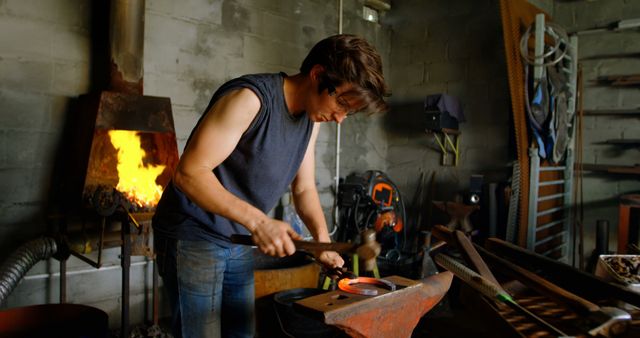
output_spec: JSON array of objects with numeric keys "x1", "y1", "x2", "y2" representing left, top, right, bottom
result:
[{"x1": 384, "y1": 100, "x2": 427, "y2": 137}]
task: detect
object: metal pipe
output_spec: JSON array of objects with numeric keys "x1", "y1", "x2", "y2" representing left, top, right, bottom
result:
[
  {"x1": 331, "y1": 0, "x2": 344, "y2": 236},
  {"x1": 121, "y1": 219, "x2": 131, "y2": 338},
  {"x1": 595, "y1": 220, "x2": 609, "y2": 255},
  {"x1": 0, "y1": 237, "x2": 58, "y2": 303},
  {"x1": 60, "y1": 258, "x2": 67, "y2": 303},
  {"x1": 109, "y1": 0, "x2": 145, "y2": 95}
]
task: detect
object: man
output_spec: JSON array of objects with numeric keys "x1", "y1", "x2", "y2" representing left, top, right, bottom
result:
[{"x1": 153, "y1": 34, "x2": 389, "y2": 338}]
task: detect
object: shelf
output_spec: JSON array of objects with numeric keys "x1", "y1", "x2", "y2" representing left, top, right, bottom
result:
[
  {"x1": 583, "y1": 109, "x2": 640, "y2": 116},
  {"x1": 605, "y1": 139, "x2": 640, "y2": 145},
  {"x1": 576, "y1": 163, "x2": 640, "y2": 175}
]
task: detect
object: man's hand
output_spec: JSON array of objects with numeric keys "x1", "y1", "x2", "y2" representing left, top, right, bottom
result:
[
  {"x1": 317, "y1": 250, "x2": 344, "y2": 269},
  {"x1": 250, "y1": 218, "x2": 301, "y2": 257}
]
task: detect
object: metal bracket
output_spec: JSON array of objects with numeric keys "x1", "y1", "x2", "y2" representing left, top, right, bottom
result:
[{"x1": 429, "y1": 128, "x2": 460, "y2": 166}]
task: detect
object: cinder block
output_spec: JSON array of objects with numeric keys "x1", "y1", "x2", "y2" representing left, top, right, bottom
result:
[
  {"x1": 390, "y1": 62, "x2": 424, "y2": 87},
  {"x1": 52, "y1": 61, "x2": 90, "y2": 95},
  {"x1": 0, "y1": 58, "x2": 53, "y2": 93},
  {"x1": 0, "y1": 89, "x2": 49, "y2": 130},
  {"x1": 598, "y1": 58, "x2": 640, "y2": 76},
  {"x1": 582, "y1": 87, "x2": 621, "y2": 109},
  {"x1": 51, "y1": 26, "x2": 90, "y2": 63},
  {"x1": 281, "y1": 44, "x2": 309, "y2": 69},
  {"x1": 172, "y1": 0, "x2": 222, "y2": 25},
  {"x1": 243, "y1": 35, "x2": 283, "y2": 65},
  {"x1": 262, "y1": 13, "x2": 303, "y2": 43},
  {"x1": 582, "y1": 176, "x2": 619, "y2": 202},
  {"x1": 410, "y1": 41, "x2": 446, "y2": 64},
  {"x1": 567, "y1": 0, "x2": 624, "y2": 31},
  {"x1": 170, "y1": 106, "x2": 201, "y2": 144},
  {"x1": 447, "y1": 40, "x2": 471, "y2": 61},
  {"x1": 578, "y1": 34, "x2": 625, "y2": 59},
  {"x1": 0, "y1": 17, "x2": 53, "y2": 59},
  {"x1": 427, "y1": 61, "x2": 466, "y2": 83},
  {"x1": 4, "y1": 130, "x2": 59, "y2": 169},
  {"x1": 620, "y1": 90, "x2": 640, "y2": 107},
  {"x1": 1, "y1": 0, "x2": 89, "y2": 28},
  {"x1": 193, "y1": 22, "x2": 243, "y2": 58}
]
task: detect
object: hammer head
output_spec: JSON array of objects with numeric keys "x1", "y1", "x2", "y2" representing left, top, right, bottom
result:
[{"x1": 587, "y1": 307, "x2": 631, "y2": 337}]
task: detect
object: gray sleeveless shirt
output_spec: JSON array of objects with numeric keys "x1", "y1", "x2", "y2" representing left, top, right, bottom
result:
[{"x1": 153, "y1": 73, "x2": 314, "y2": 246}]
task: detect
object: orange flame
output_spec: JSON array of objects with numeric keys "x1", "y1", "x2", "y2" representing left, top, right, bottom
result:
[{"x1": 108, "y1": 130, "x2": 166, "y2": 208}]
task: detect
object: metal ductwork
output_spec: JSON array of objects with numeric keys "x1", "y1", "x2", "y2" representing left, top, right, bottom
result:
[
  {"x1": 0, "y1": 237, "x2": 58, "y2": 303},
  {"x1": 109, "y1": 0, "x2": 145, "y2": 95}
]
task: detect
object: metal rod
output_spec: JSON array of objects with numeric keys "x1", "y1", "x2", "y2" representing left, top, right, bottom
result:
[
  {"x1": 539, "y1": 179, "x2": 566, "y2": 187},
  {"x1": 538, "y1": 193, "x2": 567, "y2": 202},
  {"x1": 121, "y1": 217, "x2": 131, "y2": 338},
  {"x1": 536, "y1": 218, "x2": 566, "y2": 232}
]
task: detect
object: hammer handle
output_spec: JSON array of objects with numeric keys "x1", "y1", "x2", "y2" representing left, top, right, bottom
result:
[{"x1": 230, "y1": 234, "x2": 356, "y2": 253}]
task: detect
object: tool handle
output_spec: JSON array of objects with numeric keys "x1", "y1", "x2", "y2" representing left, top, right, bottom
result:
[
  {"x1": 230, "y1": 234, "x2": 356, "y2": 253},
  {"x1": 230, "y1": 234, "x2": 254, "y2": 246}
]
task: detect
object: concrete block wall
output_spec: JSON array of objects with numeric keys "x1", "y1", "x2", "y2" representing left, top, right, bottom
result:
[
  {"x1": 0, "y1": 0, "x2": 392, "y2": 329},
  {"x1": 554, "y1": 0, "x2": 640, "y2": 259},
  {"x1": 381, "y1": 0, "x2": 511, "y2": 229},
  {"x1": 0, "y1": 0, "x2": 91, "y2": 253}
]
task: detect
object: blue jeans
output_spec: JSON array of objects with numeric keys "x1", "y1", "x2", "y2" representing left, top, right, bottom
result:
[{"x1": 177, "y1": 240, "x2": 255, "y2": 338}]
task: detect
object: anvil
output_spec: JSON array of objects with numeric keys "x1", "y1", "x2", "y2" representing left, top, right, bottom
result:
[{"x1": 294, "y1": 272, "x2": 453, "y2": 338}]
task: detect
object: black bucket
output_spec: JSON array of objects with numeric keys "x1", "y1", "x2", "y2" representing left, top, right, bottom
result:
[
  {"x1": 272, "y1": 288, "x2": 345, "y2": 338},
  {"x1": 0, "y1": 303, "x2": 109, "y2": 338}
]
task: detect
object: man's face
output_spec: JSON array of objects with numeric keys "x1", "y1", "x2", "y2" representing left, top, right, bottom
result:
[{"x1": 307, "y1": 83, "x2": 361, "y2": 124}]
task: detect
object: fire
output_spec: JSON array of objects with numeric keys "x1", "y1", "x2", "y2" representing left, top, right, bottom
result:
[{"x1": 108, "y1": 130, "x2": 166, "y2": 208}]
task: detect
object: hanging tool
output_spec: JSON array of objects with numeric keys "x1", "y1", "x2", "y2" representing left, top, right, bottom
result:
[{"x1": 434, "y1": 253, "x2": 571, "y2": 337}]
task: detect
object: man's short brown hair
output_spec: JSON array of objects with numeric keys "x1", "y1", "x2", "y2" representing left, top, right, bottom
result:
[{"x1": 300, "y1": 34, "x2": 390, "y2": 114}]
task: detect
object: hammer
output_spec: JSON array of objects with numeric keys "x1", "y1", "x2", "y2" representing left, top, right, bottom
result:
[{"x1": 230, "y1": 229, "x2": 381, "y2": 270}]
